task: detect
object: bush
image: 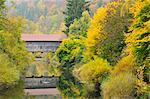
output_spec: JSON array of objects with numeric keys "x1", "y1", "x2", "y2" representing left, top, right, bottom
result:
[
  {"x1": 76, "y1": 58, "x2": 111, "y2": 82},
  {"x1": 0, "y1": 54, "x2": 19, "y2": 88},
  {"x1": 74, "y1": 58, "x2": 111, "y2": 98},
  {"x1": 111, "y1": 55, "x2": 135, "y2": 76},
  {"x1": 102, "y1": 72, "x2": 136, "y2": 99}
]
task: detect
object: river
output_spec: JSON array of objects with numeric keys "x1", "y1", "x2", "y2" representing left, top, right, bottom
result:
[{"x1": 0, "y1": 81, "x2": 61, "y2": 99}]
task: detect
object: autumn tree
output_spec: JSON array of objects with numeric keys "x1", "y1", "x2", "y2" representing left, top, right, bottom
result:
[
  {"x1": 0, "y1": 1, "x2": 31, "y2": 89},
  {"x1": 86, "y1": 2, "x2": 131, "y2": 65},
  {"x1": 125, "y1": 0, "x2": 150, "y2": 97},
  {"x1": 73, "y1": 1, "x2": 133, "y2": 98},
  {"x1": 74, "y1": 58, "x2": 111, "y2": 98},
  {"x1": 102, "y1": 0, "x2": 150, "y2": 98},
  {"x1": 64, "y1": 0, "x2": 90, "y2": 35}
]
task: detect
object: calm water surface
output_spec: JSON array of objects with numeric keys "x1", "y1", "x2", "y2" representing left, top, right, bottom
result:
[{"x1": 0, "y1": 81, "x2": 61, "y2": 99}]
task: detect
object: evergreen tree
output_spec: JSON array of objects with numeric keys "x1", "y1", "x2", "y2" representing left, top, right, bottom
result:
[
  {"x1": 55, "y1": 11, "x2": 91, "y2": 98},
  {"x1": 64, "y1": 0, "x2": 90, "y2": 35}
]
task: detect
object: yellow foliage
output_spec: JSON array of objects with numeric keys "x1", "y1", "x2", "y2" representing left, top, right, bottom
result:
[
  {"x1": 75, "y1": 58, "x2": 111, "y2": 82},
  {"x1": 124, "y1": 0, "x2": 150, "y2": 97},
  {"x1": 129, "y1": 0, "x2": 144, "y2": 17},
  {"x1": 112, "y1": 55, "x2": 136, "y2": 76},
  {"x1": 0, "y1": 54, "x2": 19, "y2": 85},
  {"x1": 125, "y1": 0, "x2": 150, "y2": 61},
  {"x1": 102, "y1": 72, "x2": 136, "y2": 99},
  {"x1": 86, "y1": 7, "x2": 107, "y2": 48},
  {"x1": 86, "y1": 2, "x2": 120, "y2": 48},
  {"x1": 85, "y1": 2, "x2": 130, "y2": 65}
]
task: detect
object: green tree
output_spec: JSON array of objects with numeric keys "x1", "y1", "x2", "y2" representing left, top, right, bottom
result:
[
  {"x1": 0, "y1": 13, "x2": 31, "y2": 89},
  {"x1": 0, "y1": 54, "x2": 19, "y2": 88},
  {"x1": 64, "y1": 0, "x2": 90, "y2": 35},
  {"x1": 101, "y1": 55, "x2": 137, "y2": 99},
  {"x1": 0, "y1": 0, "x2": 5, "y2": 16},
  {"x1": 0, "y1": 0, "x2": 6, "y2": 30},
  {"x1": 56, "y1": 36, "x2": 85, "y2": 98},
  {"x1": 69, "y1": 11, "x2": 91, "y2": 37},
  {"x1": 55, "y1": 12, "x2": 91, "y2": 97}
]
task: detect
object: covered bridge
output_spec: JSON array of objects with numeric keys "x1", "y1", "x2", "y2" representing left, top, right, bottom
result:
[
  {"x1": 21, "y1": 33, "x2": 67, "y2": 52},
  {"x1": 21, "y1": 34, "x2": 67, "y2": 87}
]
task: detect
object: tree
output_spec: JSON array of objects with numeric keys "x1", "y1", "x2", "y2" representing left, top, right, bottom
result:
[
  {"x1": 101, "y1": 54, "x2": 137, "y2": 99},
  {"x1": 7, "y1": 0, "x2": 66, "y2": 34},
  {"x1": 69, "y1": 11, "x2": 91, "y2": 37},
  {"x1": 86, "y1": 2, "x2": 131, "y2": 65},
  {"x1": 56, "y1": 36, "x2": 85, "y2": 98},
  {"x1": 0, "y1": 0, "x2": 5, "y2": 16},
  {"x1": 74, "y1": 58, "x2": 111, "y2": 98},
  {"x1": 101, "y1": 1, "x2": 150, "y2": 98},
  {"x1": 55, "y1": 11, "x2": 91, "y2": 97},
  {"x1": 64, "y1": 0, "x2": 90, "y2": 35},
  {"x1": 0, "y1": 54, "x2": 19, "y2": 88},
  {"x1": 0, "y1": 14, "x2": 31, "y2": 89},
  {"x1": 125, "y1": 0, "x2": 150, "y2": 98}
]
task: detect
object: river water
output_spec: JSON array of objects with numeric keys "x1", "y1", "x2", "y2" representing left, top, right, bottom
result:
[{"x1": 0, "y1": 81, "x2": 61, "y2": 99}]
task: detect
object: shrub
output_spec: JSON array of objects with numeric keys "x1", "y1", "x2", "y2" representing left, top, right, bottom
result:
[
  {"x1": 102, "y1": 72, "x2": 136, "y2": 99},
  {"x1": 76, "y1": 58, "x2": 111, "y2": 82},
  {"x1": 75, "y1": 58, "x2": 111, "y2": 98},
  {"x1": 111, "y1": 55, "x2": 135, "y2": 76},
  {"x1": 0, "y1": 54, "x2": 19, "y2": 88}
]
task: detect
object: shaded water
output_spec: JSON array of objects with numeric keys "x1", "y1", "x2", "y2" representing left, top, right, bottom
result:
[
  {"x1": 0, "y1": 81, "x2": 61, "y2": 99},
  {"x1": 26, "y1": 95, "x2": 61, "y2": 99}
]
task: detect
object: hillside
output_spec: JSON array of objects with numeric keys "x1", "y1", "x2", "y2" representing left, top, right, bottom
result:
[{"x1": 6, "y1": 0, "x2": 108, "y2": 34}]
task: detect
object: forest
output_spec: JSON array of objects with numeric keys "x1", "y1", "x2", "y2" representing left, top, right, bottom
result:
[
  {"x1": 6, "y1": 0, "x2": 104, "y2": 34},
  {"x1": 0, "y1": 0, "x2": 150, "y2": 99}
]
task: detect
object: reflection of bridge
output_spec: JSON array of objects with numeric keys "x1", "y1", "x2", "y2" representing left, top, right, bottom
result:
[{"x1": 25, "y1": 76, "x2": 59, "y2": 89}]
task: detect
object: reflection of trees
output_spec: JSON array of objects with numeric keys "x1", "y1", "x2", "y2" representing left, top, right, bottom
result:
[{"x1": 0, "y1": 80, "x2": 24, "y2": 99}]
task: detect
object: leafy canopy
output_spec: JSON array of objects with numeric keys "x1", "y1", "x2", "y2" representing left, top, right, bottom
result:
[
  {"x1": 86, "y1": 2, "x2": 131, "y2": 65},
  {"x1": 64, "y1": 0, "x2": 90, "y2": 34}
]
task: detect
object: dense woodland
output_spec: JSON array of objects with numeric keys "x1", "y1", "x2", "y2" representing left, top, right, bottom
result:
[
  {"x1": 6, "y1": 0, "x2": 105, "y2": 34},
  {"x1": 6, "y1": 0, "x2": 66, "y2": 34},
  {"x1": 0, "y1": 0, "x2": 150, "y2": 99}
]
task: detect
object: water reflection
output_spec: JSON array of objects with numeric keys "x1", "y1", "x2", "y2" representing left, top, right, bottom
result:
[
  {"x1": 26, "y1": 95, "x2": 61, "y2": 99},
  {"x1": 0, "y1": 81, "x2": 24, "y2": 99},
  {"x1": 0, "y1": 81, "x2": 61, "y2": 99}
]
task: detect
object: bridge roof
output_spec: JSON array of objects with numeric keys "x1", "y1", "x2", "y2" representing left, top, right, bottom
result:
[{"x1": 21, "y1": 34, "x2": 67, "y2": 41}]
